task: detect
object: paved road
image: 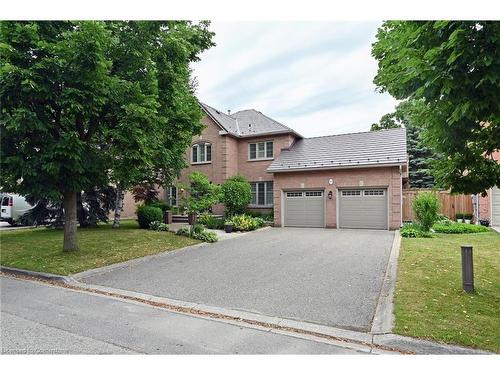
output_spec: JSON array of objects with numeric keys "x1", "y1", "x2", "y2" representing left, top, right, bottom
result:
[
  {"x1": 0, "y1": 276, "x2": 365, "y2": 354},
  {"x1": 80, "y1": 228, "x2": 394, "y2": 331}
]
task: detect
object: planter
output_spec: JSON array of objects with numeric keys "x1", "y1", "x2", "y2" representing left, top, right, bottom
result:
[
  {"x1": 188, "y1": 212, "x2": 197, "y2": 225},
  {"x1": 163, "y1": 210, "x2": 173, "y2": 224},
  {"x1": 479, "y1": 219, "x2": 490, "y2": 227},
  {"x1": 465, "y1": 219, "x2": 471, "y2": 224},
  {"x1": 225, "y1": 224, "x2": 233, "y2": 233},
  {"x1": 457, "y1": 219, "x2": 464, "y2": 223}
]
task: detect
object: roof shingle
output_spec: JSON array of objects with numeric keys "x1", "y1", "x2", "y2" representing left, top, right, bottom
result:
[
  {"x1": 200, "y1": 102, "x2": 300, "y2": 138},
  {"x1": 267, "y1": 128, "x2": 408, "y2": 172}
]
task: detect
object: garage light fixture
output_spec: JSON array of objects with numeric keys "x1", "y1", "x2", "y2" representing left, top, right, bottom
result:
[{"x1": 328, "y1": 191, "x2": 333, "y2": 200}]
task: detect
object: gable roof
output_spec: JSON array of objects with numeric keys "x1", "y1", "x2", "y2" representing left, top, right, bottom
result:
[
  {"x1": 267, "y1": 128, "x2": 408, "y2": 173},
  {"x1": 199, "y1": 102, "x2": 301, "y2": 139}
]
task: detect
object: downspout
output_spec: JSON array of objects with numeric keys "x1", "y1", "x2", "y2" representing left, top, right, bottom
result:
[{"x1": 399, "y1": 165, "x2": 403, "y2": 227}]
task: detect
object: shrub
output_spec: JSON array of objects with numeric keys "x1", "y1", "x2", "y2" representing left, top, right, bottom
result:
[
  {"x1": 400, "y1": 223, "x2": 433, "y2": 238},
  {"x1": 176, "y1": 227, "x2": 190, "y2": 236},
  {"x1": 231, "y1": 214, "x2": 264, "y2": 231},
  {"x1": 137, "y1": 205, "x2": 163, "y2": 229},
  {"x1": 246, "y1": 211, "x2": 274, "y2": 222},
  {"x1": 148, "y1": 201, "x2": 170, "y2": 213},
  {"x1": 191, "y1": 223, "x2": 205, "y2": 234},
  {"x1": 198, "y1": 213, "x2": 224, "y2": 229},
  {"x1": 149, "y1": 221, "x2": 169, "y2": 231},
  {"x1": 192, "y1": 230, "x2": 218, "y2": 243},
  {"x1": 433, "y1": 222, "x2": 489, "y2": 234},
  {"x1": 221, "y1": 175, "x2": 252, "y2": 216},
  {"x1": 253, "y1": 217, "x2": 265, "y2": 228},
  {"x1": 412, "y1": 192, "x2": 440, "y2": 232}
]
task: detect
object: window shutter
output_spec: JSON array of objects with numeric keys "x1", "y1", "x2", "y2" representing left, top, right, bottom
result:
[
  {"x1": 192, "y1": 145, "x2": 198, "y2": 163},
  {"x1": 250, "y1": 182, "x2": 257, "y2": 205},
  {"x1": 266, "y1": 181, "x2": 273, "y2": 205},
  {"x1": 206, "y1": 144, "x2": 212, "y2": 162},
  {"x1": 266, "y1": 141, "x2": 273, "y2": 158},
  {"x1": 249, "y1": 143, "x2": 256, "y2": 159}
]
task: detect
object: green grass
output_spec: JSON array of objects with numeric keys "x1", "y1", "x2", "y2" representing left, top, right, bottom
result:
[
  {"x1": 395, "y1": 230, "x2": 500, "y2": 352},
  {"x1": 0, "y1": 220, "x2": 199, "y2": 275}
]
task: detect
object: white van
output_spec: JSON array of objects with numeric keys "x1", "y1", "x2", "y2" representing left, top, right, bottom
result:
[{"x1": 0, "y1": 193, "x2": 34, "y2": 226}]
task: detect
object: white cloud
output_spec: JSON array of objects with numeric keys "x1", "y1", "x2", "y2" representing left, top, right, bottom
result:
[{"x1": 192, "y1": 21, "x2": 398, "y2": 136}]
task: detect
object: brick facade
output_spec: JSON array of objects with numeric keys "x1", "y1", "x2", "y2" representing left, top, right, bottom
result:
[
  {"x1": 121, "y1": 110, "x2": 406, "y2": 229},
  {"x1": 272, "y1": 166, "x2": 403, "y2": 229}
]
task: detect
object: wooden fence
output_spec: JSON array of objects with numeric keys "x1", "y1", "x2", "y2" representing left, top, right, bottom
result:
[{"x1": 402, "y1": 189, "x2": 473, "y2": 221}]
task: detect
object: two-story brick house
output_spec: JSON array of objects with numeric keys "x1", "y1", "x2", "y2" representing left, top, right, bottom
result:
[{"x1": 123, "y1": 102, "x2": 409, "y2": 230}]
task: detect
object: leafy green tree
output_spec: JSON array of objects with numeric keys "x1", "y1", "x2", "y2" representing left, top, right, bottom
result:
[
  {"x1": 0, "y1": 21, "x2": 214, "y2": 251},
  {"x1": 372, "y1": 100, "x2": 438, "y2": 188},
  {"x1": 370, "y1": 112, "x2": 400, "y2": 131},
  {"x1": 182, "y1": 172, "x2": 221, "y2": 230},
  {"x1": 372, "y1": 21, "x2": 500, "y2": 194},
  {"x1": 221, "y1": 175, "x2": 252, "y2": 216}
]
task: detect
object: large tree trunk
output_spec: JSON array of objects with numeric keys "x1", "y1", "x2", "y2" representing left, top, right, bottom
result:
[
  {"x1": 63, "y1": 191, "x2": 79, "y2": 252},
  {"x1": 112, "y1": 186, "x2": 124, "y2": 229}
]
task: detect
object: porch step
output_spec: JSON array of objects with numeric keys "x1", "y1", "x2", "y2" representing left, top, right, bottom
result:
[{"x1": 172, "y1": 215, "x2": 189, "y2": 223}]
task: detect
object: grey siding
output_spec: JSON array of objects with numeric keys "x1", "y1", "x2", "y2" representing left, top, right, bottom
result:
[
  {"x1": 284, "y1": 191, "x2": 324, "y2": 228},
  {"x1": 339, "y1": 189, "x2": 388, "y2": 230}
]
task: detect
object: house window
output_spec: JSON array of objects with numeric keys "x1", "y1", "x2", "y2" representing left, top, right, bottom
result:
[
  {"x1": 192, "y1": 143, "x2": 212, "y2": 164},
  {"x1": 341, "y1": 190, "x2": 361, "y2": 196},
  {"x1": 305, "y1": 191, "x2": 323, "y2": 197},
  {"x1": 248, "y1": 141, "x2": 273, "y2": 160},
  {"x1": 364, "y1": 189, "x2": 385, "y2": 196},
  {"x1": 166, "y1": 186, "x2": 178, "y2": 207},
  {"x1": 250, "y1": 181, "x2": 273, "y2": 206}
]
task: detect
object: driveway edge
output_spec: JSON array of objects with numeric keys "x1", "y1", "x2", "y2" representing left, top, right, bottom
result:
[
  {"x1": 0, "y1": 266, "x2": 74, "y2": 283},
  {"x1": 371, "y1": 230, "x2": 400, "y2": 334},
  {"x1": 71, "y1": 242, "x2": 208, "y2": 280}
]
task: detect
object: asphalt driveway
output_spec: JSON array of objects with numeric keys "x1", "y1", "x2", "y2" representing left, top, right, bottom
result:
[{"x1": 80, "y1": 228, "x2": 394, "y2": 331}]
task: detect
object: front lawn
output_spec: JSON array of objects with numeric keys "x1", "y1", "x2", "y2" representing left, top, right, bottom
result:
[
  {"x1": 395, "y1": 230, "x2": 500, "y2": 352},
  {"x1": 0, "y1": 220, "x2": 199, "y2": 275}
]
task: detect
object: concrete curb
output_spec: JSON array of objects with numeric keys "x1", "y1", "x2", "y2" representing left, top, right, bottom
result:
[
  {"x1": 0, "y1": 266, "x2": 74, "y2": 284},
  {"x1": 2, "y1": 272, "x2": 491, "y2": 355},
  {"x1": 371, "y1": 230, "x2": 400, "y2": 334},
  {"x1": 67, "y1": 280, "x2": 382, "y2": 354},
  {"x1": 373, "y1": 334, "x2": 491, "y2": 355}
]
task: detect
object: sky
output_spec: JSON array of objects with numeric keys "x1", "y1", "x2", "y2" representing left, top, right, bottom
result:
[{"x1": 192, "y1": 21, "x2": 398, "y2": 138}]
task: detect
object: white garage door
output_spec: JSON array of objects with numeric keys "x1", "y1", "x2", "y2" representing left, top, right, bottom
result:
[
  {"x1": 339, "y1": 189, "x2": 388, "y2": 230},
  {"x1": 284, "y1": 191, "x2": 325, "y2": 228},
  {"x1": 492, "y1": 186, "x2": 500, "y2": 226}
]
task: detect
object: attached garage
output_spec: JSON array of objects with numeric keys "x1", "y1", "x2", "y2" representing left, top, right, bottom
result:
[
  {"x1": 492, "y1": 186, "x2": 500, "y2": 226},
  {"x1": 284, "y1": 190, "x2": 325, "y2": 227},
  {"x1": 268, "y1": 128, "x2": 408, "y2": 230},
  {"x1": 338, "y1": 188, "x2": 388, "y2": 230}
]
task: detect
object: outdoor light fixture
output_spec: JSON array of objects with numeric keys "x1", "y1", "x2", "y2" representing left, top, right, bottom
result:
[{"x1": 328, "y1": 191, "x2": 333, "y2": 200}]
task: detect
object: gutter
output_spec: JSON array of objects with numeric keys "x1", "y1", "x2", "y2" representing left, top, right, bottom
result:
[{"x1": 267, "y1": 162, "x2": 407, "y2": 174}]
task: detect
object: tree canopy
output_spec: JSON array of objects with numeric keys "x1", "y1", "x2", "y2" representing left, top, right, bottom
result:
[
  {"x1": 372, "y1": 21, "x2": 500, "y2": 194},
  {"x1": 0, "y1": 21, "x2": 215, "y2": 250},
  {"x1": 371, "y1": 100, "x2": 438, "y2": 188}
]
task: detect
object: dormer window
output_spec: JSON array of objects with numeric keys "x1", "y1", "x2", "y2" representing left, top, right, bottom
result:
[{"x1": 192, "y1": 143, "x2": 212, "y2": 164}]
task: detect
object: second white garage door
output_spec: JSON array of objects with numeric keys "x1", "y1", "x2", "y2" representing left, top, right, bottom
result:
[
  {"x1": 284, "y1": 191, "x2": 325, "y2": 227},
  {"x1": 339, "y1": 188, "x2": 388, "y2": 230}
]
